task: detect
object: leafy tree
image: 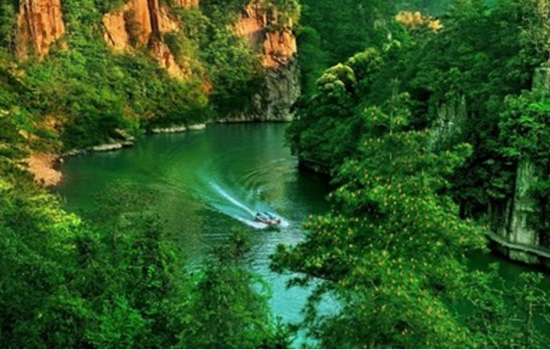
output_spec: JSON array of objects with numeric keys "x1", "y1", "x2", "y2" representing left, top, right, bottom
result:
[
  {"x1": 498, "y1": 90, "x2": 550, "y2": 248},
  {"x1": 181, "y1": 232, "x2": 292, "y2": 349},
  {"x1": 275, "y1": 96, "x2": 488, "y2": 348}
]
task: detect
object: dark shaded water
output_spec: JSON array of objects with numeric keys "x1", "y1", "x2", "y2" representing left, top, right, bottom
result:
[{"x1": 55, "y1": 123, "x2": 549, "y2": 346}]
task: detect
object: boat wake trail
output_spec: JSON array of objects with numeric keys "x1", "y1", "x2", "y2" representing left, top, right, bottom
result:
[
  {"x1": 208, "y1": 182, "x2": 288, "y2": 229},
  {"x1": 212, "y1": 183, "x2": 255, "y2": 216}
]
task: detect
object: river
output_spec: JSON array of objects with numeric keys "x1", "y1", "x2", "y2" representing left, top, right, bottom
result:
[
  {"x1": 55, "y1": 124, "x2": 332, "y2": 346},
  {"x1": 55, "y1": 123, "x2": 549, "y2": 346}
]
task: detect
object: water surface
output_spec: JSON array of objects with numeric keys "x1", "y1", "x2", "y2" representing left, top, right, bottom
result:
[
  {"x1": 56, "y1": 123, "x2": 550, "y2": 345},
  {"x1": 55, "y1": 124, "x2": 332, "y2": 342}
]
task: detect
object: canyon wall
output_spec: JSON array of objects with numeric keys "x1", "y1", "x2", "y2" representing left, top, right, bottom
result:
[
  {"x1": 16, "y1": 0, "x2": 66, "y2": 60},
  {"x1": 225, "y1": 2, "x2": 300, "y2": 122},
  {"x1": 102, "y1": 0, "x2": 198, "y2": 80},
  {"x1": 485, "y1": 67, "x2": 550, "y2": 268},
  {"x1": 13, "y1": 0, "x2": 299, "y2": 119},
  {"x1": 430, "y1": 70, "x2": 550, "y2": 268}
]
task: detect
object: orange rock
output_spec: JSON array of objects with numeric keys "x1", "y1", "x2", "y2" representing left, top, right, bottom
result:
[
  {"x1": 149, "y1": 39, "x2": 187, "y2": 78},
  {"x1": 234, "y1": 3, "x2": 297, "y2": 69},
  {"x1": 173, "y1": 0, "x2": 199, "y2": 9},
  {"x1": 16, "y1": 0, "x2": 66, "y2": 60},
  {"x1": 103, "y1": 9, "x2": 130, "y2": 51},
  {"x1": 102, "y1": 0, "x2": 190, "y2": 79}
]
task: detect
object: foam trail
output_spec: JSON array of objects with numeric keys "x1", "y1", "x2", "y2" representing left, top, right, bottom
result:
[
  {"x1": 211, "y1": 183, "x2": 256, "y2": 216},
  {"x1": 235, "y1": 216, "x2": 268, "y2": 229},
  {"x1": 278, "y1": 218, "x2": 290, "y2": 228}
]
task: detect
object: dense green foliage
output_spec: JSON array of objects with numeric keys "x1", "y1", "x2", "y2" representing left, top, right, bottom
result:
[
  {"x1": 0, "y1": 0, "x2": 296, "y2": 347},
  {"x1": 281, "y1": 0, "x2": 550, "y2": 347},
  {"x1": 3, "y1": 0, "x2": 550, "y2": 347},
  {"x1": 0, "y1": 149, "x2": 288, "y2": 347},
  {"x1": 291, "y1": 0, "x2": 541, "y2": 209},
  {"x1": 0, "y1": 0, "x2": 291, "y2": 151},
  {"x1": 295, "y1": 0, "x2": 454, "y2": 95}
]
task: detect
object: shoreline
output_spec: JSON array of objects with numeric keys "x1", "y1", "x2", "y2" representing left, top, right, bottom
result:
[
  {"x1": 26, "y1": 122, "x2": 223, "y2": 187},
  {"x1": 25, "y1": 153, "x2": 63, "y2": 187},
  {"x1": 26, "y1": 121, "x2": 291, "y2": 187}
]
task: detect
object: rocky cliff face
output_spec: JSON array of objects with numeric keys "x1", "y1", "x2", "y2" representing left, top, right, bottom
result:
[
  {"x1": 429, "y1": 95, "x2": 467, "y2": 151},
  {"x1": 16, "y1": 0, "x2": 66, "y2": 60},
  {"x1": 226, "y1": 2, "x2": 300, "y2": 122},
  {"x1": 486, "y1": 68, "x2": 550, "y2": 268},
  {"x1": 234, "y1": 4, "x2": 297, "y2": 69},
  {"x1": 102, "y1": 0, "x2": 198, "y2": 79}
]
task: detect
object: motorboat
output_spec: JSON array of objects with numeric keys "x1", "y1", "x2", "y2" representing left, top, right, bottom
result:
[{"x1": 254, "y1": 211, "x2": 281, "y2": 226}]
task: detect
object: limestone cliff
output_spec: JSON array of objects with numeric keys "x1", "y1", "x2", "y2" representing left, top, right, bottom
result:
[
  {"x1": 102, "y1": 0, "x2": 198, "y2": 79},
  {"x1": 234, "y1": 3, "x2": 297, "y2": 70},
  {"x1": 226, "y1": 2, "x2": 300, "y2": 122},
  {"x1": 485, "y1": 67, "x2": 550, "y2": 268},
  {"x1": 15, "y1": 0, "x2": 66, "y2": 60},
  {"x1": 427, "y1": 84, "x2": 550, "y2": 267}
]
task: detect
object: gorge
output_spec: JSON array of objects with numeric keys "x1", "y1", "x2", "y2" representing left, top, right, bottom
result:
[{"x1": 2, "y1": 0, "x2": 550, "y2": 348}]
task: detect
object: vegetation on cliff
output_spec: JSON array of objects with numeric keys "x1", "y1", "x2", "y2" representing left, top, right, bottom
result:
[
  {"x1": 0, "y1": 0, "x2": 302, "y2": 152},
  {"x1": 281, "y1": 0, "x2": 550, "y2": 347},
  {"x1": 0, "y1": 0, "x2": 297, "y2": 348},
  {"x1": 2, "y1": 0, "x2": 550, "y2": 347}
]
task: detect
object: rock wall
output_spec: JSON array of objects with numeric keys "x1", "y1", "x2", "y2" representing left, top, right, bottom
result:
[
  {"x1": 15, "y1": 0, "x2": 66, "y2": 60},
  {"x1": 429, "y1": 95, "x2": 467, "y2": 151},
  {"x1": 486, "y1": 67, "x2": 550, "y2": 267},
  {"x1": 427, "y1": 87, "x2": 550, "y2": 267},
  {"x1": 227, "y1": 2, "x2": 300, "y2": 122},
  {"x1": 102, "y1": 0, "x2": 198, "y2": 79}
]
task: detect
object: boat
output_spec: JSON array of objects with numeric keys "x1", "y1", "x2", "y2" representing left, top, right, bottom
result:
[{"x1": 254, "y1": 211, "x2": 281, "y2": 226}]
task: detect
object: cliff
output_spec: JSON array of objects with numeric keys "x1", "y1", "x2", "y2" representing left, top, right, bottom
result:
[
  {"x1": 484, "y1": 67, "x2": 550, "y2": 269},
  {"x1": 429, "y1": 69, "x2": 550, "y2": 268},
  {"x1": 226, "y1": 2, "x2": 300, "y2": 122},
  {"x1": 234, "y1": 3, "x2": 297, "y2": 70},
  {"x1": 102, "y1": 0, "x2": 198, "y2": 80},
  {"x1": 16, "y1": 0, "x2": 66, "y2": 60},
  {"x1": 8, "y1": 0, "x2": 302, "y2": 187}
]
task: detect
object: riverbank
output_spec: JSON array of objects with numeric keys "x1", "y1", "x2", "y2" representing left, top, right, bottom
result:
[
  {"x1": 25, "y1": 123, "x2": 210, "y2": 187},
  {"x1": 25, "y1": 153, "x2": 63, "y2": 187}
]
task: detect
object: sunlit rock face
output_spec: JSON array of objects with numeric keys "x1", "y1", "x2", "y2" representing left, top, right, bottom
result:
[
  {"x1": 228, "y1": 2, "x2": 300, "y2": 122},
  {"x1": 16, "y1": 0, "x2": 66, "y2": 60},
  {"x1": 102, "y1": 0, "x2": 198, "y2": 79},
  {"x1": 234, "y1": 3, "x2": 297, "y2": 69}
]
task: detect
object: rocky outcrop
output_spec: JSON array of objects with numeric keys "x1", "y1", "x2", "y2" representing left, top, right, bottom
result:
[
  {"x1": 219, "y1": 60, "x2": 300, "y2": 122},
  {"x1": 426, "y1": 83, "x2": 550, "y2": 267},
  {"x1": 429, "y1": 95, "x2": 467, "y2": 150},
  {"x1": 486, "y1": 67, "x2": 550, "y2": 268},
  {"x1": 25, "y1": 153, "x2": 63, "y2": 187},
  {"x1": 15, "y1": 0, "x2": 66, "y2": 60},
  {"x1": 230, "y1": 2, "x2": 300, "y2": 122},
  {"x1": 487, "y1": 160, "x2": 549, "y2": 266},
  {"x1": 102, "y1": 0, "x2": 197, "y2": 79},
  {"x1": 234, "y1": 3, "x2": 297, "y2": 70}
]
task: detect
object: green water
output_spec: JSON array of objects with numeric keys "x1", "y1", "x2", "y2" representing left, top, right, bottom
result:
[
  {"x1": 55, "y1": 124, "x2": 333, "y2": 336},
  {"x1": 55, "y1": 123, "x2": 550, "y2": 344}
]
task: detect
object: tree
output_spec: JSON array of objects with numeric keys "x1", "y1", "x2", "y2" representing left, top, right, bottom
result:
[
  {"x1": 519, "y1": 0, "x2": 550, "y2": 65},
  {"x1": 274, "y1": 95, "x2": 489, "y2": 348},
  {"x1": 180, "y1": 232, "x2": 292, "y2": 349}
]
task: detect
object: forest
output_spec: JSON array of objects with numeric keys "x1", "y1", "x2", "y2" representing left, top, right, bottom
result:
[{"x1": 1, "y1": 0, "x2": 550, "y2": 348}]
